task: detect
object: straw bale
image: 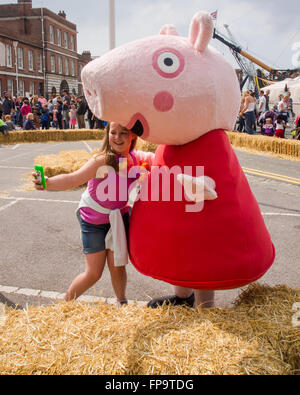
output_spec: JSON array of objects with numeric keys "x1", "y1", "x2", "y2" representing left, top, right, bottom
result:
[
  {"x1": 0, "y1": 129, "x2": 105, "y2": 145},
  {"x1": 0, "y1": 284, "x2": 298, "y2": 375}
]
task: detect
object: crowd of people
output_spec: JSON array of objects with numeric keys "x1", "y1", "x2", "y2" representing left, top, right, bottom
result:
[
  {"x1": 237, "y1": 89, "x2": 300, "y2": 139},
  {"x1": 0, "y1": 90, "x2": 106, "y2": 136}
]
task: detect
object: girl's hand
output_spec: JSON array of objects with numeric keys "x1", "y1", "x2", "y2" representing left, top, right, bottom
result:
[{"x1": 32, "y1": 171, "x2": 48, "y2": 191}]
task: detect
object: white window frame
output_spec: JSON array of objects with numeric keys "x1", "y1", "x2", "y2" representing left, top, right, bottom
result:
[
  {"x1": 70, "y1": 35, "x2": 74, "y2": 51},
  {"x1": 18, "y1": 47, "x2": 24, "y2": 69},
  {"x1": 57, "y1": 29, "x2": 61, "y2": 46},
  {"x1": 38, "y1": 53, "x2": 43, "y2": 72},
  {"x1": 65, "y1": 58, "x2": 69, "y2": 76},
  {"x1": 29, "y1": 81, "x2": 35, "y2": 95},
  {"x1": 28, "y1": 50, "x2": 34, "y2": 71},
  {"x1": 50, "y1": 25, "x2": 54, "y2": 44},
  {"x1": 58, "y1": 57, "x2": 63, "y2": 74},
  {"x1": 19, "y1": 80, "x2": 25, "y2": 97},
  {"x1": 71, "y1": 60, "x2": 75, "y2": 76},
  {"x1": 64, "y1": 32, "x2": 68, "y2": 49},
  {"x1": 51, "y1": 55, "x2": 56, "y2": 73},
  {"x1": 6, "y1": 45, "x2": 12, "y2": 67},
  {"x1": 7, "y1": 79, "x2": 13, "y2": 94}
]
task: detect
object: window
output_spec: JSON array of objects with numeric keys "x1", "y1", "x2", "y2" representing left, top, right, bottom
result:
[
  {"x1": 65, "y1": 59, "x2": 69, "y2": 76},
  {"x1": 7, "y1": 79, "x2": 13, "y2": 94},
  {"x1": 64, "y1": 32, "x2": 68, "y2": 48},
  {"x1": 38, "y1": 53, "x2": 43, "y2": 72},
  {"x1": 71, "y1": 60, "x2": 75, "y2": 76},
  {"x1": 70, "y1": 35, "x2": 74, "y2": 51},
  {"x1": 30, "y1": 82, "x2": 35, "y2": 95},
  {"x1": 6, "y1": 45, "x2": 12, "y2": 67},
  {"x1": 28, "y1": 50, "x2": 34, "y2": 70},
  {"x1": 50, "y1": 25, "x2": 54, "y2": 43},
  {"x1": 58, "y1": 57, "x2": 62, "y2": 74},
  {"x1": 19, "y1": 80, "x2": 25, "y2": 97},
  {"x1": 18, "y1": 47, "x2": 24, "y2": 69},
  {"x1": 57, "y1": 29, "x2": 61, "y2": 46},
  {"x1": 51, "y1": 55, "x2": 55, "y2": 73}
]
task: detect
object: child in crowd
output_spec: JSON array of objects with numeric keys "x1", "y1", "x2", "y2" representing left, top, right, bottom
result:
[
  {"x1": 69, "y1": 104, "x2": 77, "y2": 129},
  {"x1": 41, "y1": 105, "x2": 50, "y2": 130},
  {"x1": 20, "y1": 99, "x2": 32, "y2": 128},
  {"x1": 24, "y1": 113, "x2": 35, "y2": 130},
  {"x1": 275, "y1": 114, "x2": 286, "y2": 139},
  {"x1": 261, "y1": 117, "x2": 275, "y2": 137},
  {"x1": 33, "y1": 106, "x2": 41, "y2": 130},
  {"x1": 0, "y1": 118, "x2": 9, "y2": 136},
  {"x1": 32, "y1": 122, "x2": 154, "y2": 306},
  {"x1": 4, "y1": 115, "x2": 15, "y2": 132},
  {"x1": 52, "y1": 105, "x2": 58, "y2": 129}
]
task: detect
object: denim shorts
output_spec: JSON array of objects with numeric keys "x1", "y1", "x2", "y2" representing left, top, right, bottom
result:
[{"x1": 77, "y1": 212, "x2": 130, "y2": 255}]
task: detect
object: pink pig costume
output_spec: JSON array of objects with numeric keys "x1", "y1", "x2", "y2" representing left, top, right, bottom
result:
[{"x1": 81, "y1": 12, "x2": 275, "y2": 295}]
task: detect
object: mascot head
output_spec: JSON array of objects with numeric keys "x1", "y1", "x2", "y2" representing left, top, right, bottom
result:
[{"x1": 82, "y1": 11, "x2": 241, "y2": 145}]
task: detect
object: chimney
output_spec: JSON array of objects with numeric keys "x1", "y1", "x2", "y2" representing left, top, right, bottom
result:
[{"x1": 58, "y1": 10, "x2": 66, "y2": 19}]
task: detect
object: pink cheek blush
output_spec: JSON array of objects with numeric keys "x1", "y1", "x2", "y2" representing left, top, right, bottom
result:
[{"x1": 153, "y1": 91, "x2": 174, "y2": 112}]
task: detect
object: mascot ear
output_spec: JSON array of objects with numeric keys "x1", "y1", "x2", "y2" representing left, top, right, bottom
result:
[
  {"x1": 159, "y1": 24, "x2": 179, "y2": 36},
  {"x1": 189, "y1": 11, "x2": 213, "y2": 52}
]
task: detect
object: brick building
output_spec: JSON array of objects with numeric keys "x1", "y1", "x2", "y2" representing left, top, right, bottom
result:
[{"x1": 0, "y1": 0, "x2": 92, "y2": 98}]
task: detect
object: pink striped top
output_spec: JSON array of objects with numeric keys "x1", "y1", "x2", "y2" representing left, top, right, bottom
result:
[{"x1": 79, "y1": 150, "x2": 154, "y2": 225}]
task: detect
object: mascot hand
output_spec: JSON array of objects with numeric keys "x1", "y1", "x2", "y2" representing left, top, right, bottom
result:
[{"x1": 177, "y1": 174, "x2": 217, "y2": 203}]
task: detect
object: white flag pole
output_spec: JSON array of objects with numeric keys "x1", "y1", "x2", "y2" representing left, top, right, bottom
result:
[{"x1": 109, "y1": 0, "x2": 116, "y2": 50}]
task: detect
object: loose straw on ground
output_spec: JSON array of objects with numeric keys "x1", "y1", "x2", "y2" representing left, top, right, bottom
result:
[{"x1": 0, "y1": 285, "x2": 299, "y2": 375}]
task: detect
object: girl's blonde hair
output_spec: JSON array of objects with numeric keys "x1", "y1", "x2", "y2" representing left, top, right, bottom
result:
[{"x1": 99, "y1": 122, "x2": 137, "y2": 172}]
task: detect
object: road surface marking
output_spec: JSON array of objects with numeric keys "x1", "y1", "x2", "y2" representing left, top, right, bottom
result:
[
  {"x1": 83, "y1": 141, "x2": 93, "y2": 153},
  {"x1": 11, "y1": 145, "x2": 20, "y2": 150},
  {"x1": 243, "y1": 167, "x2": 300, "y2": 185},
  {"x1": 0, "y1": 200, "x2": 18, "y2": 212},
  {"x1": 0, "y1": 285, "x2": 147, "y2": 306}
]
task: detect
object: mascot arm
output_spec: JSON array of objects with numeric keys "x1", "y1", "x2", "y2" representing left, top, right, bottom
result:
[{"x1": 177, "y1": 174, "x2": 217, "y2": 203}]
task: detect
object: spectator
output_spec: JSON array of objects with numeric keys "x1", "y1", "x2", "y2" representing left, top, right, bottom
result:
[
  {"x1": 258, "y1": 90, "x2": 267, "y2": 125},
  {"x1": 0, "y1": 118, "x2": 9, "y2": 136},
  {"x1": 41, "y1": 105, "x2": 50, "y2": 130},
  {"x1": 275, "y1": 114, "x2": 286, "y2": 139},
  {"x1": 264, "y1": 89, "x2": 270, "y2": 111},
  {"x1": 20, "y1": 99, "x2": 32, "y2": 128},
  {"x1": 38, "y1": 94, "x2": 47, "y2": 107},
  {"x1": 277, "y1": 95, "x2": 289, "y2": 122},
  {"x1": 69, "y1": 104, "x2": 77, "y2": 129},
  {"x1": 4, "y1": 115, "x2": 15, "y2": 131},
  {"x1": 56, "y1": 98, "x2": 63, "y2": 129},
  {"x1": 2, "y1": 92, "x2": 15, "y2": 116},
  {"x1": 76, "y1": 96, "x2": 87, "y2": 129},
  {"x1": 240, "y1": 91, "x2": 256, "y2": 134},
  {"x1": 0, "y1": 97, "x2": 3, "y2": 120},
  {"x1": 62, "y1": 100, "x2": 70, "y2": 129},
  {"x1": 24, "y1": 113, "x2": 35, "y2": 130}
]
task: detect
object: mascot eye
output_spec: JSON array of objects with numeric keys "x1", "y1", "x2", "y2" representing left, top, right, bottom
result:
[
  {"x1": 153, "y1": 48, "x2": 185, "y2": 79},
  {"x1": 157, "y1": 52, "x2": 180, "y2": 74}
]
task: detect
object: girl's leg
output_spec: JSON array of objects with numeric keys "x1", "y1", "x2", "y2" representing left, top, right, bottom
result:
[
  {"x1": 106, "y1": 249, "x2": 127, "y2": 303},
  {"x1": 65, "y1": 250, "x2": 107, "y2": 301},
  {"x1": 174, "y1": 286, "x2": 193, "y2": 299},
  {"x1": 194, "y1": 290, "x2": 215, "y2": 308}
]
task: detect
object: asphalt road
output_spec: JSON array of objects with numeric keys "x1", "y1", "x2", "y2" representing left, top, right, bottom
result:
[{"x1": 0, "y1": 140, "x2": 299, "y2": 309}]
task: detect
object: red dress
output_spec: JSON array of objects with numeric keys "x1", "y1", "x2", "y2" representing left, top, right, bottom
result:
[{"x1": 129, "y1": 129, "x2": 275, "y2": 290}]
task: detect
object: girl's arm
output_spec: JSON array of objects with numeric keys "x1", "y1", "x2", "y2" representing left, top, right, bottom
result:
[{"x1": 33, "y1": 155, "x2": 105, "y2": 191}]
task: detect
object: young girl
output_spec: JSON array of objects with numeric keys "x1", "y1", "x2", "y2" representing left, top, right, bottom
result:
[
  {"x1": 69, "y1": 104, "x2": 77, "y2": 129},
  {"x1": 32, "y1": 122, "x2": 154, "y2": 305},
  {"x1": 275, "y1": 114, "x2": 286, "y2": 139}
]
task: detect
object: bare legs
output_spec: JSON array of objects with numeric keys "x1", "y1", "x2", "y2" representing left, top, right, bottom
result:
[
  {"x1": 175, "y1": 286, "x2": 215, "y2": 308},
  {"x1": 65, "y1": 249, "x2": 127, "y2": 303}
]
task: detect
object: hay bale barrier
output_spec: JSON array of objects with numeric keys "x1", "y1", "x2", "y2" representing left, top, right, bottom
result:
[
  {"x1": 1, "y1": 129, "x2": 300, "y2": 159},
  {"x1": 0, "y1": 129, "x2": 105, "y2": 145},
  {"x1": 0, "y1": 285, "x2": 299, "y2": 375}
]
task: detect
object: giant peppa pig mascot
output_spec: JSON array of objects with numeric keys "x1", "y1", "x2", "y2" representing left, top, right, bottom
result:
[{"x1": 82, "y1": 11, "x2": 275, "y2": 308}]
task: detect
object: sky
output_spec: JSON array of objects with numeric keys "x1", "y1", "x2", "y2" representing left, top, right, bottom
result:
[{"x1": 2, "y1": 0, "x2": 300, "y2": 72}]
